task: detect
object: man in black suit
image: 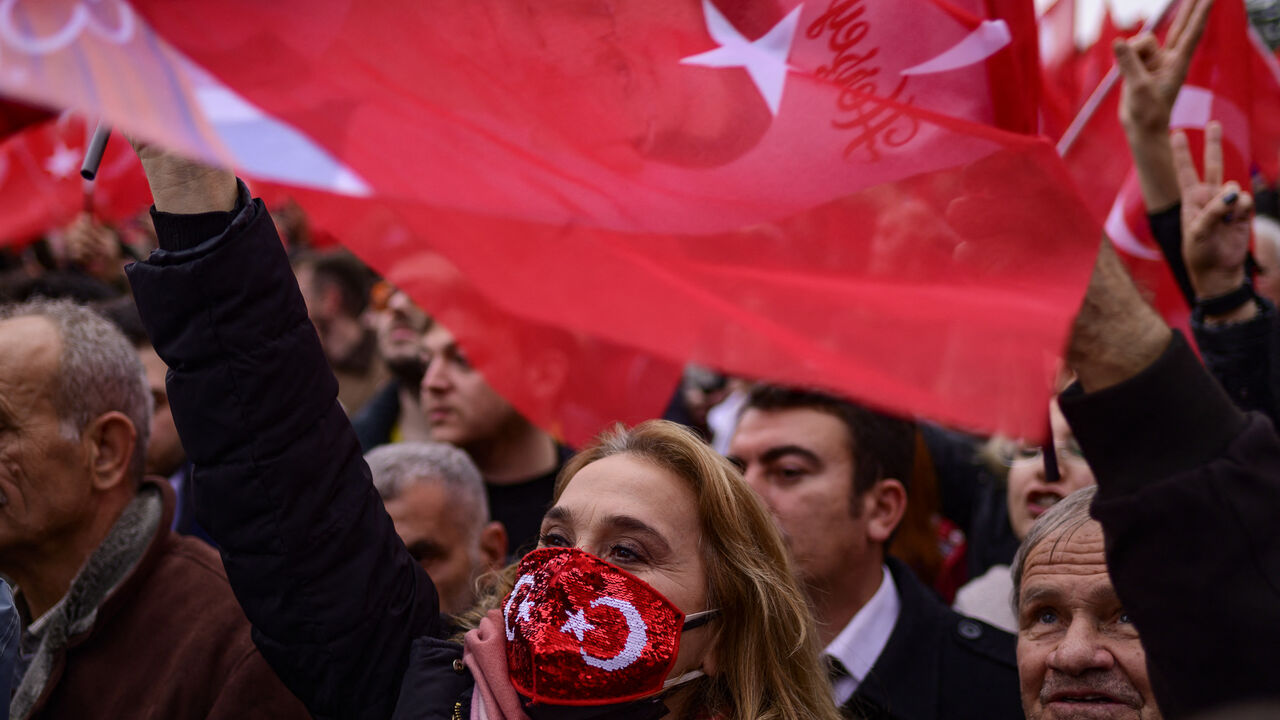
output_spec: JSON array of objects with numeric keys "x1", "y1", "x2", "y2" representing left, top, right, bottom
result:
[{"x1": 730, "y1": 386, "x2": 1022, "y2": 720}]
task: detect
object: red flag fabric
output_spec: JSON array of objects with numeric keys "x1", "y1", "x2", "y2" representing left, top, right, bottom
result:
[
  {"x1": 1062, "y1": 0, "x2": 1279, "y2": 333},
  {"x1": 0, "y1": 0, "x2": 1103, "y2": 442},
  {"x1": 0, "y1": 113, "x2": 151, "y2": 245},
  {"x1": 1038, "y1": 0, "x2": 1079, "y2": 139}
]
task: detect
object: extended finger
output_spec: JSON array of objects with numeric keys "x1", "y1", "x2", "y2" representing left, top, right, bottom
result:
[
  {"x1": 1171, "y1": 131, "x2": 1201, "y2": 192},
  {"x1": 1204, "y1": 121, "x2": 1223, "y2": 189},
  {"x1": 1171, "y1": 0, "x2": 1214, "y2": 70},
  {"x1": 1188, "y1": 182, "x2": 1241, "y2": 240},
  {"x1": 1166, "y1": 0, "x2": 1196, "y2": 49}
]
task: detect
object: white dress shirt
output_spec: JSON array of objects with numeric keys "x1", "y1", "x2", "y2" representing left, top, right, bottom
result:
[{"x1": 824, "y1": 565, "x2": 901, "y2": 706}]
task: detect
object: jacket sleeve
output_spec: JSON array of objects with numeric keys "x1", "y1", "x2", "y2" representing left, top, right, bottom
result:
[
  {"x1": 1059, "y1": 332, "x2": 1280, "y2": 718},
  {"x1": 125, "y1": 183, "x2": 444, "y2": 720},
  {"x1": 1147, "y1": 204, "x2": 1195, "y2": 307},
  {"x1": 1191, "y1": 298, "x2": 1280, "y2": 427}
]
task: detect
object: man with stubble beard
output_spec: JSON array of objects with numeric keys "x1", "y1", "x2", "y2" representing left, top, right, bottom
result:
[
  {"x1": 352, "y1": 284, "x2": 434, "y2": 451},
  {"x1": 418, "y1": 321, "x2": 569, "y2": 557}
]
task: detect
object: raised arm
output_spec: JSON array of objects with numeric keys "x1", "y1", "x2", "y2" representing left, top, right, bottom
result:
[
  {"x1": 1115, "y1": 0, "x2": 1212, "y2": 215},
  {"x1": 1169, "y1": 124, "x2": 1280, "y2": 424},
  {"x1": 125, "y1": 145, "x2": 443, "y2": 720},
  {"x1": 1115, "y1": 0, "x2": 1213, "y2": 303},
  {"x1": 1061, "y1": 237, "x2": 1280, "y2": 717}
]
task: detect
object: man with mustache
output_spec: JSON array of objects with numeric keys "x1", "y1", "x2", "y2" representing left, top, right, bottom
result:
[{"x1": 1012, "y1": 486, "x2": 1158, "y2": 720}]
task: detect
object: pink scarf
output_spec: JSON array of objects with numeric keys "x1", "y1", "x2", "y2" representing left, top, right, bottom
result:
[{"x1": 463, "y1": 609, "x2": 529, "y2": 720}]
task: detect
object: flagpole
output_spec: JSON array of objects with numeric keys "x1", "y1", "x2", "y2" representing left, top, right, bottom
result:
[
  {"x1": 80, "y1": 121, "x2": 111, "y2": 181},
  {"x1": 1055, "y1": 0, "x2": 1180, "y2": 157}
]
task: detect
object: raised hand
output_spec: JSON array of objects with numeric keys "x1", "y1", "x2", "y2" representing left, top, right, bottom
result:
[
  {"x1": 1115, "y1": 0, "x2": 1214, "y2": 133},
  {"x1": 1114, "y1": 0, "x2": 1214, "y2": 211},
  {"x1": 127, "y1": 134, "x2": 237, "y2": 215},
  {"x1": 1173, "y1": 122, "x2": 1255, "y2": 302}
]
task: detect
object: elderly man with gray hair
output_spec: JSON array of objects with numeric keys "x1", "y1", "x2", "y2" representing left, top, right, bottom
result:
[
  {"x1": 1011, "y1": 486, "x2": 1160, "y2": 720},
  {"x1": 365, "y1": 442, "x2": 507, "y2": 616},
  {"x1": 0, "y1": 299, "x2": 306, "y2": 720}
]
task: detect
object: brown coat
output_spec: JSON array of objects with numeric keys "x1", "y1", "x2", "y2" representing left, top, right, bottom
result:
[{"x1": 24, "y1": 481, "x2": 309, "y2": 720}]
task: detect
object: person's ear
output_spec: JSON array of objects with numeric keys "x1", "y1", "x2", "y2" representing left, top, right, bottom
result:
[
  {"x1": 478, "y1": 521, "x2": 508, "y2": 571},
  {"x1": 82, "y1": 411, "x2": 137, "y2": 491},
  {"x1": 862, "y1": 478, "x2": 907, "y2": 544}
]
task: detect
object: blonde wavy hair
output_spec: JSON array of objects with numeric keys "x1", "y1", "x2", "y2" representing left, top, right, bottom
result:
[{"x1": 458, "y1": 420, "x2": 841, "y2": 720}]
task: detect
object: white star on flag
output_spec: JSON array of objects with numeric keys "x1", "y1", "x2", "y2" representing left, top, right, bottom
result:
[
  {"x1": 44, "y1": 143, "x2": 81, "y2": 180},
  {"x1": 517, "y1": 597, "x2": 535, "y2": 624},
  {"x1": 560, "y1": 608, "x2": 596, "y2": 642},
  {"x1": 680, "y1": 0, "x2": 803, "y2": 116}
]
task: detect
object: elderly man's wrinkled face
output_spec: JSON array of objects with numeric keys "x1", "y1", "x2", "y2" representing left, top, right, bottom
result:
[
  {"x1": 1017, "y1": 520, "x2": 1160, "y2": 720},
  {"x1": 384, "y1": 479, "x2": 503, "y2": 616},
  {"x1": 539, "y1": 453, "x2": 715, "y2": 679},
  {"x1": 0, "y1": 316, "x2": 92, "y2": 555}
]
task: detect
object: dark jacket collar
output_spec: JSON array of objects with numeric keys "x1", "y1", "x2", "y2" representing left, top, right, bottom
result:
[{"x1": 848, "y1": 557, "x2": 947, "y2": 720}]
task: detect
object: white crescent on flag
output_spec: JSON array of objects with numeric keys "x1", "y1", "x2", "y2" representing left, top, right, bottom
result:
[
  {"x1": 503, "y1": 574, "x2": 536, "y2": 641},
  {"x1": 579, "y1": 597, "x2": 647, "y2": 672},
  {"x1": 901, "y1": 20, "x2": 1012, "y2": 76}
]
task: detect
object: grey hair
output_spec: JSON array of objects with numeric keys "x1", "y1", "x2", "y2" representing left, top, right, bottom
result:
[
  {"x1": 0, "y1": 298, "x2": 152, "y2": 483},
  {"x1": 365, "y1": 442, "x2": 490, "y2": 534},
  {"x1": 1010, "y1": 485, "x2": 1099, "y2": 616}
]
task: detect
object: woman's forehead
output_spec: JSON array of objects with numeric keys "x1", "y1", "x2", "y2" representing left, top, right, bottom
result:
[{"x1": 554, "y1": 454, "x2": 700, "y2": 538}]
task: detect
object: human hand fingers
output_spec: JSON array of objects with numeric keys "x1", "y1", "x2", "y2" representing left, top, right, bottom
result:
[
  {"x1": 1203, "y1": 121, "x2": 1223, "y2": 189},
  {"x1": 1188, "y1": 182, "x2": 1244, "y2": 241},
  {"x1": 1169, "y1": 0, "x2": 1214, "y2": 78},
  {"x1": 1171, "y1": 130, "x2": 1202, "y2": 193},
  {"x1": 1114, "y1": 38, "x2": 1151, "y2": 84}
]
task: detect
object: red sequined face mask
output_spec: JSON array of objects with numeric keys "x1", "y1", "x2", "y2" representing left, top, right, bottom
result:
[{"x1": 503, "y1": 547, "x2": 717, "y2": 706}]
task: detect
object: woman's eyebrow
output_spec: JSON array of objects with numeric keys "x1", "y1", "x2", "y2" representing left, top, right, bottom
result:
[
  {"x1": 543, "y1": 506, "x2": 572, "y2": 525},
  {"x1": 602, "y1": 515, "x2": 672, "y2": 556}
]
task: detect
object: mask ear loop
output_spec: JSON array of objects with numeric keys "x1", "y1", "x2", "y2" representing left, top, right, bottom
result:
[
  {"x1": 682, "y1": 609, "x2": 720, "y2": 631},
  {"x1": 660, "y1": 609, "x2": 720, "y2": 694}
]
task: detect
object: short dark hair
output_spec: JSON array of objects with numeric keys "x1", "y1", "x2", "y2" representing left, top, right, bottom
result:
[
  {"x1": 292, "y1": 250, "x2": 375, "y2": 318},
  {"x1": 94, "y1": 296, "x2": 150, "y2": 347},
  {"x1": 743, "y1": 385, "x2": 916, "y2": 497}
]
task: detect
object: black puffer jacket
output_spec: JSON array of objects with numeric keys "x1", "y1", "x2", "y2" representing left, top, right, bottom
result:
[{"x1": 127, "y1": 186, "x2": 471, "y2": 720}]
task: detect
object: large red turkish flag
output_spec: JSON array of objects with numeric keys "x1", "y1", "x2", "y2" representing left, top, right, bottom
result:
[{"x1": 0, "y1": 0, "x2": 1102, "y2": 442}]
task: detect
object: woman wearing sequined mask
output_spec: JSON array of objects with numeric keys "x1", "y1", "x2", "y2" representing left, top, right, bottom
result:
[
  {"x1": 452, "y1": 420, "x2": 842, "y2": 719},
  {"x1": 124, "y1": 131, "x2": 839, "y2": 716}
]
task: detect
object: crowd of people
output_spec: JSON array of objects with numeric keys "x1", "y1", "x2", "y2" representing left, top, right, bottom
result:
[{"x1": 0, "y1": 1, "x2": 1277, "y2": 718}]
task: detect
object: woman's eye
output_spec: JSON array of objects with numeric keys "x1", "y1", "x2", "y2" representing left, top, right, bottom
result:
[
  {"x1": 539, "y1": 532, "x2": 570, "y2": 548},
  {"x1": 609, "y1": 544, "x2": 644, "y2": 564},
  {"x1": 1016, "y1": 445, "x2": 1043, "y2": 460}
]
